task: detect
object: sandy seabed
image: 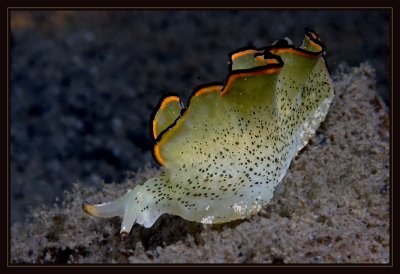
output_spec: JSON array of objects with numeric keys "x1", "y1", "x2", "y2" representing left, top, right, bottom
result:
[{"x1": 10, "y1": 63, "x2": 389, "y2": 264}]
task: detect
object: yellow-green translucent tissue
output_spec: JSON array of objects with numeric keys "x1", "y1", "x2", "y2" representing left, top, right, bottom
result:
[{"x1": 83, "y1": 29, "x2": 334, "y2": 238}]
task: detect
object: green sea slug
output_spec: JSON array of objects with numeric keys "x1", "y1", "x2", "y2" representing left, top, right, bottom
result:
[{"x1": 83, "y1": 29, "x2": 334, "y2": 239}]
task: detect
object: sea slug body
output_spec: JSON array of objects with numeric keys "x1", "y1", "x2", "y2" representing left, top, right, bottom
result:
[{"x1": 83, "y1": 29, "x2": 334, "y2": 238}]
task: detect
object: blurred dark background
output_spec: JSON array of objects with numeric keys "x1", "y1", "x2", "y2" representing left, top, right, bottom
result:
[{"x1": 10, "y1": 10, "x2": 390, "y2": 223}]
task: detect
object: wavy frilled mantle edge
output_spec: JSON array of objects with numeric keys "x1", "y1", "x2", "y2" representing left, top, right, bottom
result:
[{"x1": 150, "y1": 28, "x2": 327, "y2": 166}]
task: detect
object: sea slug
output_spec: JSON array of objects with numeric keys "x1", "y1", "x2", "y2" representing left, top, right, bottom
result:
[{"x1": 83, "y1": 29, "x2": 334, "y2": 239}]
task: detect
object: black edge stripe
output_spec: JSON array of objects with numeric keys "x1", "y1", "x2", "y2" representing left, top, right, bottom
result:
[
  {"x1": 149, "y1": 92, "x2": 181, "y2": 141},
  {"x1": 153, "y1": 82, "x2": 223, "y2": 144},
  {"x1": 149, "y1": 93, "x2": 180, "y2": 166},
  {"x1": 228, "y1": 46, "x2": 259, "y2": 71},
  {"x1": 151, "y1": 83, "x2": 223, "y2": 166}
]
